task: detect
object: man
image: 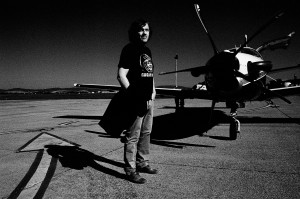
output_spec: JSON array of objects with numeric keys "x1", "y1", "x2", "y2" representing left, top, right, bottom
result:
[{"x1": 117, "y1": 19, "x2": 157, "y2": 184}]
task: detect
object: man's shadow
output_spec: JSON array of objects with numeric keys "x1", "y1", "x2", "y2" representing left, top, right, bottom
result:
[{"x1": 45, "y1": 145, "x2": 126, "y2": 180}]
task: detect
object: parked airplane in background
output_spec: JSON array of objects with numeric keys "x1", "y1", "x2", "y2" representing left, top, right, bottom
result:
[{"x1": 75, "y1": 4, "x2": 300, "y2": 140}]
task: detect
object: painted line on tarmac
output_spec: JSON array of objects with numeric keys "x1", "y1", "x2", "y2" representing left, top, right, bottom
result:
[{"x1": 8, "y1": 132, "x2": 79, "y2": 199}]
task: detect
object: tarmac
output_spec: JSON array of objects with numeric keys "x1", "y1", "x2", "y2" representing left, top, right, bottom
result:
[{"x1": 0, "y1": 96, "x2": 299, "y2": 199}]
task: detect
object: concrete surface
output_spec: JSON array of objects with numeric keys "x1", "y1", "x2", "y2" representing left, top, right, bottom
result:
[{"x1": 0, "y1": 97, "x2": 299, "y2": 199}]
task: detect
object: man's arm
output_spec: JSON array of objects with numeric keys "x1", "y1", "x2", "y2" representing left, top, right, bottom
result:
[
  {"x1": 117, "y1": 67, "x2": 130, "y2": 89},
  {"x1": 152, "y1": 79, "x2": 156, "y2": 100}
]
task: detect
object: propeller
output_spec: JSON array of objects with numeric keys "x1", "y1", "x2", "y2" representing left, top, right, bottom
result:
[
  {"x1": 233, "y1": 10, "x2": 285, "y2": 56},
  {"x1": 160, "y1": 5, "x2": 285, "y2": 77},
  {"x1": 159, "y1": 65, "x2": 208, "y2": 76},
  {"x1": 159, "y1": 4, "x2": 218, "y2": 76},
  {"x1": 160, "y1": 4, "x2": 292, "y2": 106},
  {"x1": 256, "y1": 32, "x2": 295, "y2": 53},
  {"x1": 235, "y1": 71, "x2": 291, "y2": 104},
  {"x1": 194, "y1": 4, "x2": 219, "y2": 55}
]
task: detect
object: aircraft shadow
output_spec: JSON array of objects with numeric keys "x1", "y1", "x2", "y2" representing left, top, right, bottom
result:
[
  {"x1": 54, "y1": 107, "x2": 299, "y2": 143},
  {"x1": 236, "y1": 116, "x2": 300, "y2": 124},
  {"x1": 53, "y1": 108, "x2": 232, "y2": 142},
  {"x1": 53, "y1": 113, "x2": 300, "y2": 125},
  {"x1": 150, "y1": 107, "x2": 300, "y2": 140},
  {"x1": 85, "y1": 130, "x2": 112, "y2": 137},
  {"x1": 45, "y1": 145, "x2": 126, "y2": 180},
  {"x1": 150, "y1": 139, "x2": 216, "y2": 149},
  {"x1": 84, "y1": 130, "x2": 216, "y2": 148},
  {"x1": 151, "y1": 108, "x2": 228, "y2": 140}
]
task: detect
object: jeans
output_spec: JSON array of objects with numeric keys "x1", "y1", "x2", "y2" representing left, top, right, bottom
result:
[{"x1": 124, "y1": 100, "x2": 154, "y2": 172}]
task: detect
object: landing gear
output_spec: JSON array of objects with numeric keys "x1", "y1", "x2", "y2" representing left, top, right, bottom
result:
[
  {"x1": 229, "y1": 115, "x2": 240, "y2": 140},
  {"x1": 175, "y1": 97, "x2": 185, "y2": 111},
  {"x1": 229, "y1": 106, "x2": 240, "y2": 140}
]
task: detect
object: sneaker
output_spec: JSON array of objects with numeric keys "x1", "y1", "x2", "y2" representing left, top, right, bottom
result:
[
  {"x1": 126, "y1": 171, "x2": 147, "y2": 184},
  {"x1": 137, "y1": 165, "x2": 158, "y2": 174}
]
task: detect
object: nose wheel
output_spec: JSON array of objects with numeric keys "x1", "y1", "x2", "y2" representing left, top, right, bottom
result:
[
  {"x1": 229, "y1": 107, "x2": 240, "y2": 140},
  {"x1": 229, "y1": 116, "x2": 240, "y2": 140}
]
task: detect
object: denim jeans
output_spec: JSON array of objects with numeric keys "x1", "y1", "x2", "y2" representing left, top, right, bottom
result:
[{"x1": 124, "y1": 100, "x2": 154, "y2": 172}]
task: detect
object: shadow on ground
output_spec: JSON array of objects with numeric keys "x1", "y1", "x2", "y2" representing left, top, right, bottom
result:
[
  {"x1": 45, "y1": 145, "x2": 126, "y2": 180},
  {"x1": 53, "y1": 107, "x2": 229, "y2": 140},
  {"x1": 151, "y1": 108, "x2": 228, "y2": 140},
  {"x1": 54, "y1": 107, "x2": 300, "y2": 142}
]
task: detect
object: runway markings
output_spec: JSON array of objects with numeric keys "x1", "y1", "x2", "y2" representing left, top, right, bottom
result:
[{"x1": 8, "y1": 132, "x2": 79, "y2": 199}]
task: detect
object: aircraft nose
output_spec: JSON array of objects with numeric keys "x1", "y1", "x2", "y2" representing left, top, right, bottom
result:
[{"x1": 206, "y1": 51, "x2": 240, "y2": 72}]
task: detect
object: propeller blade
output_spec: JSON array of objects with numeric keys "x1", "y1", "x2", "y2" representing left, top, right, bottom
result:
[
  {"x1": 235, "y1": 71, "x2": 291, "y2": 104},
  {"x1": 159, "y1": 66, "x2": 208, "y2": 75},
  {"x1": 234, "y1": 10, "x2": 285, "y2": 56},
  {"x1": 194, "y1": 4, "x2": 219, "y2": 55},
  {"x1": 256, "y1": 31, "x2": 295, "y2": 53},
  {"x1": 269, "y1": 64, "x2": 300, "y2": 74}
]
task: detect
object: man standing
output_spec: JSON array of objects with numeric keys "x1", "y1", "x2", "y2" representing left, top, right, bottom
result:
[{"x1": 117, "y1": 19, "x2": 157, "y2": 184}]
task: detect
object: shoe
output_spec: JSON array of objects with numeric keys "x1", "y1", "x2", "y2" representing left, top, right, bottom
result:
[
  {"x1": 137, "y1": 165, "x2": 158, "y2": 174},
  {"x1": 126, "y1": 171, "x2": 147, "y2": 184}
]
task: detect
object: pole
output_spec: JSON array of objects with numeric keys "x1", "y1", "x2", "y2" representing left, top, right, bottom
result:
[{"x1": 175, "y1": 54, "x2": 178, "y2": 87}]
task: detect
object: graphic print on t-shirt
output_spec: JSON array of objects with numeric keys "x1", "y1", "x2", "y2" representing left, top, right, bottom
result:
[{"x1": 140, "y1": 54, "x2": 153, "y2": 77}]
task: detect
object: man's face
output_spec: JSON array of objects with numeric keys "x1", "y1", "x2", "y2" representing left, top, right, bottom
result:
[{"x1": 138, "y1": 23, "x2": 150, "y2": 43}]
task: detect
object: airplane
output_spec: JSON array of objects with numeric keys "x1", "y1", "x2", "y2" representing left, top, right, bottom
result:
[{"x1": 74, "y1": 4, "x2": 300, "y2": 140}]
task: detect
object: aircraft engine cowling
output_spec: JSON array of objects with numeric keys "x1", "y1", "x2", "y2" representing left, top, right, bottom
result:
[
  {"x1": 204, "y1": 51, "x2": 242, "y2": 97},
  {"x1": 247, "y1": 61, "x2": 273, "y2": 73}
]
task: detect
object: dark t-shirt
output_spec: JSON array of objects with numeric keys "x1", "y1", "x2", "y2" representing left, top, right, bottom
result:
[{"x1": 118, "y1": 43, "x2": 154, "y2": 101}]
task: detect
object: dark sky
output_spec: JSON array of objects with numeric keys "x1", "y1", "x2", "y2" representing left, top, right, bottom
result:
[{"x1": 1, "y1": 0, "x2": 299, "y2": 89}]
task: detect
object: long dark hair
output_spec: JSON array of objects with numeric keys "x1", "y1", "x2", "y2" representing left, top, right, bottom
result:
[{"x1": 128, "y1": 18, "x2": 152, "y2": 43}]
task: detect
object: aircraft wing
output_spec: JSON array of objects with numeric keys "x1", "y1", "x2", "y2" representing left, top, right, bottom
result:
[
  {"x1": 269, "y1": 85, "x2": 300, "y2": 97},
  {"x1": 156, "y1": 87, "x2": 212, "y2": 100},
  {"x1": 157, "y1": 85, "x2": 300, "y2": 102},
  {"x1": 156, "y1": 85, "x2": 300, "y2": 102},
  {"x1": 269, "y1": 64, "x2": 300, "y2": 74},
  {"x1": 74, "y1": 83, "x2": 212, "y2": 100},
  {"x1": 74, "y1": 83, "x2": 121, "y2": 91}
]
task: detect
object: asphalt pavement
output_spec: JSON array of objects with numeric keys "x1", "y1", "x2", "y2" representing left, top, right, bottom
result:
[{"x1": 0, "y1": 97, "x2": 299, "y2": 199}]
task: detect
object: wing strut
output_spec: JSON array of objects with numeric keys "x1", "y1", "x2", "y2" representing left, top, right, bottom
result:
[{"x1": 207, "y1": 100, "x2": 216, "y2": 133}]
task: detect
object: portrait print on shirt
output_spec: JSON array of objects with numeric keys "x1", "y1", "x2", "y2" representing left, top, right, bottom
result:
[{"x1": 140, "y1": 54, "x2": 153, "y2": 77}]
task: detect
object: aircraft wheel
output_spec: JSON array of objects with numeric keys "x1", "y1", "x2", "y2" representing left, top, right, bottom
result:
[{"x1": 229, "y1": 118, "x2": 240, "y2": 140}]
